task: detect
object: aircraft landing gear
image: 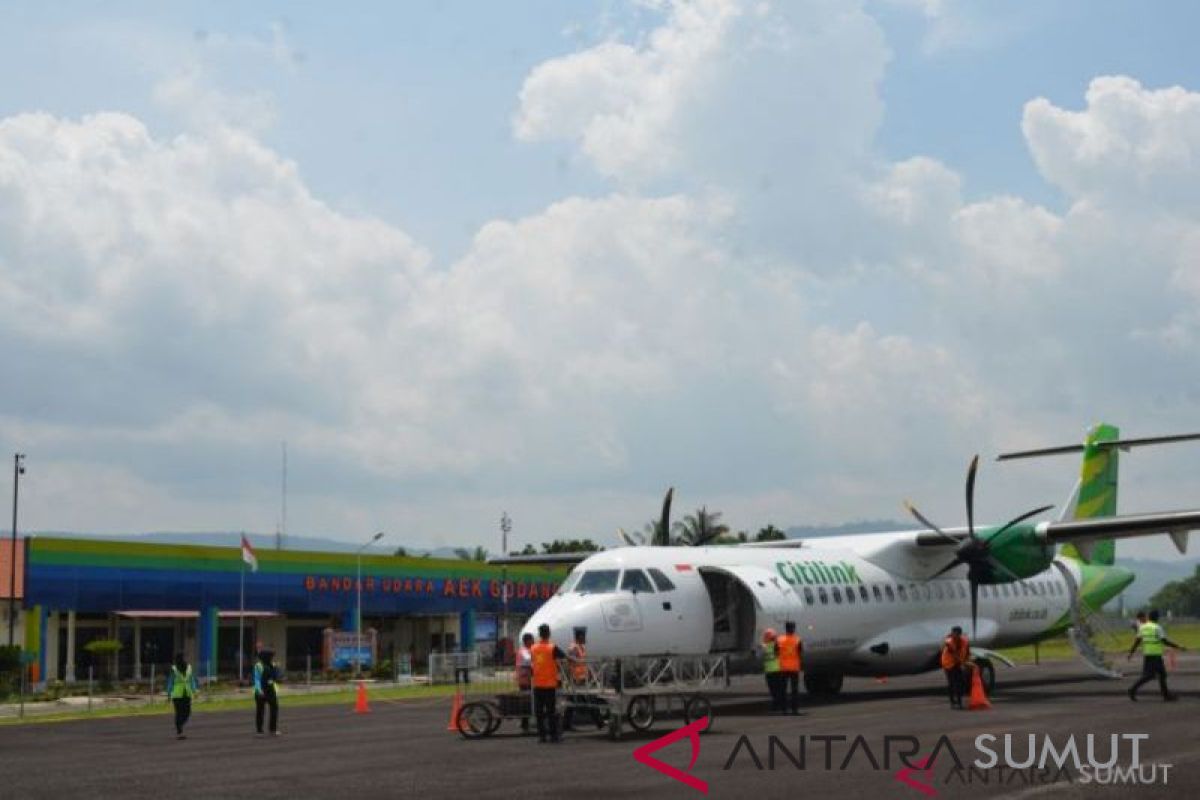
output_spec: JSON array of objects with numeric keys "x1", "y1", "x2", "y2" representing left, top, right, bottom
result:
[
  {"x1": 973, "y1": 658, "x2": 996, "y2": 695},
  {"x1": 803, "y1": 671, "x2": 844, "y2": 697}
]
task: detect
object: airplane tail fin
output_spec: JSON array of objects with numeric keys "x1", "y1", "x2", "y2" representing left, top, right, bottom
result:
[
  {"x1": 998, "y1": 424, "x2": 1200, "y2": 565},
  {"x1": 1061, "y1": 423, "x2": 1120, "y2": 565}
]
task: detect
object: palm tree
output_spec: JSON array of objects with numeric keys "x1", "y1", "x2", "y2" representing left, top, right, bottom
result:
[
  {"x1": 755, "y1": 524, "x2": 787, "y2": 542},
  {"x1": 673, "y1": 506, "x2": 730, "y2": 547}
]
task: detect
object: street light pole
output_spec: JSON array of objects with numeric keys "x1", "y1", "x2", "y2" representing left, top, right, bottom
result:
[
  {"x1": 8, "y1": 454, "x2": 24, "y2": 648},
  {"x1": 500, "y1": 512, "x2": 511, "y2": 640},
  {"x1": 355, "y1": 532, "x2": 384, "y2": 677}
]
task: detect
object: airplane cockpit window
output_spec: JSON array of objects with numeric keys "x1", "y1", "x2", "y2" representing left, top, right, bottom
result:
[
  {"x1": 621, "y1": 569, "x2": 655, "y2": 594},
  {"x1": 647, "y1": 568, "x2": 676, "y2": 592},
  {"x1": 575, "y1": 570, "x2": 620, "y2": 594},
  {"x1": 556, "y1": 571, "x2": 582, "y2": 595}
]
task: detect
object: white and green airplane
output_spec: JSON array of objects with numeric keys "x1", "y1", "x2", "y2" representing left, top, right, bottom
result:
[{"x1": 498, "y1": 424, "x2": 1200, "y2": 695}]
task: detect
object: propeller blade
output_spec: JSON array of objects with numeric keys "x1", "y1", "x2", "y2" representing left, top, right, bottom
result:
[
  {"x1": 931, "y1": 557, "x2": 965, "y2": 579},
  {"x1": 991, "y1": 504, "x2": 1054, "y2": 539},
  {"x1": 657, "y1": 487, "x2": 675, "y2": 547},
  {"x1": 965, "y1": 455, "x2": 979, "y2": 540},
  {"x1": 904, "y1": 500, "x2": 959, "y2": 546},
  {"x1": 969, "y1": 579, "x2": 979, "y2": 638}
]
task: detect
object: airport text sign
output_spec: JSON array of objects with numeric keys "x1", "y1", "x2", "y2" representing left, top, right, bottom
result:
[{"x1": 302, "y1": 575, "x2": 558, "y2": 601}]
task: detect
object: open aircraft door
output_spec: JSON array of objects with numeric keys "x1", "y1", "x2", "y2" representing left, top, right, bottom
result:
[{"x1": 699, "y1": 566, "x2": 799, "y2": 651}]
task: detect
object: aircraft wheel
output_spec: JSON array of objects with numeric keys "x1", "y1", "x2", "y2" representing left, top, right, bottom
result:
[
  {"x1": 803, "y1": 671, "x2": 844, "y2": 697},
  {"x1": 973, "y1": 658, "x2": 996, "y2": 695},
  {"x1": 684, "y1": 695, "x2": 714, "y2": 732},
  {"x1": 626, "y1": 696, "x2": 655, "y2": 731},
  {"x1": 456, "y1": 702, "x2": 494, "y2": 740}
]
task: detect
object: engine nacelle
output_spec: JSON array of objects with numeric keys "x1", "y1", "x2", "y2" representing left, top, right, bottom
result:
[{"x1": 979, "y1": 523, "x2": 1053, "y2": 582}]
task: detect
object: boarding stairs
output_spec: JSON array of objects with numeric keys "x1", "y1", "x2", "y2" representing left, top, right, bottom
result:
[{"x1": 1052, "y1": 560, "x2": 1123, "y2": 679}]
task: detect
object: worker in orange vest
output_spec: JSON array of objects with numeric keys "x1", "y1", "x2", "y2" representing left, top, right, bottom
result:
[
  {"x1": 530, "y1": 623, "x2": 566, "y2": 743},
  {"x1": 941, "y1": 626, "x2": 970, "y2": 709},
  {"x1": 776, "y1": 621, "x2": 803, "y2": 715},
  {"x1": 563, "y1": 626, "x2": 602, "y2": 731},
  {"x1": 516, "y1": 632, "x2": 535, "y2": 732}
]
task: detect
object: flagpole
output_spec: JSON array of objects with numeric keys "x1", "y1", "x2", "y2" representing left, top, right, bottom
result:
[{"x1": 238, "y1": 555, "x2": 246, "y2": 684}]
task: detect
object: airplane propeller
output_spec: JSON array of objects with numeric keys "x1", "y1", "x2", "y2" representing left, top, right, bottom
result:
[{"x1": 905, "y1": 455, "x2": 1053, "y2": 637}]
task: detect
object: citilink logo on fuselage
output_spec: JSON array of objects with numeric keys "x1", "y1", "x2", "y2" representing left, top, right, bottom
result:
[{"x1": 776, "y1": 560, "x2": 862, "y2": 586}]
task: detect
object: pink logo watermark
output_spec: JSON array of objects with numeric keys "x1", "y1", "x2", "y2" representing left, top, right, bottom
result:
[
  {"x1": 894, "y1": 754, "x2": 938, "y2": 796},
  {"x1": 632, "y1": 716, "x2": 711, "y2": 794}
]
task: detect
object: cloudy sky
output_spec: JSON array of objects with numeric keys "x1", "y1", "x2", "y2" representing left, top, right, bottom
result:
[{"x1": 2, "y1": 1, "x2": 1199, "y2": 557}]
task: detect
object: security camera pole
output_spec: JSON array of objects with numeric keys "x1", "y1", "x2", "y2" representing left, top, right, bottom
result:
[
  {"x1": 8, "y1": 454, "x2": 24, "y2": 647},
  {"x1": 500, "y1": 512, "x2": 511, "y2": 640}
]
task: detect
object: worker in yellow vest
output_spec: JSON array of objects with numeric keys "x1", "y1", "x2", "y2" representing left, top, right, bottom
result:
[
  {"x1": 166, "y1": 652, "x2": 198, "y2": 740},
  {"x1": 775, "y1": 621, "x2": 803, "y2": 715},
  {"x1": 761, "y1": 628, "x2": 784, "y2": 714},
  {"x1": 530, "y1": 624, "x2": 566, "y2": 743},
  {"x1": 1128, "y1": 609, "x2": 1185, "y2": 702}
]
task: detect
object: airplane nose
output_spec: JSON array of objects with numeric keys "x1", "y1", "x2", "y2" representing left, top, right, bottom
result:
[{"x1": 522, "y1": 596, "x2": 607, "y2": 647}]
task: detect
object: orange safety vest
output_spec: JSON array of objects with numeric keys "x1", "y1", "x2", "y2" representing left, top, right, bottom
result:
[
  {"x1": 531, "y1": 641, "x2": 559, "y2": 689},
  {"x1": 568, "y1": 642, "x2": 588, "y2": 682},
  {"x1": 776, "y1": 634, "x2": 802, "y2": 672},
  {"x1": 940, "y1": 635, "x2": 969, "y2": 669}
]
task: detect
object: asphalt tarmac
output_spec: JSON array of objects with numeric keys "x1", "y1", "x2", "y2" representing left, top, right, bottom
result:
[{"x1": 0, "y1": 659, "x2": 1195, "y2": 799}]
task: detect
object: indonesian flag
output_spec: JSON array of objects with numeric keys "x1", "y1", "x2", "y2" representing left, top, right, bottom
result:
[{"x1": 241, "y1": 534, "x2": 259, "y2": 572}]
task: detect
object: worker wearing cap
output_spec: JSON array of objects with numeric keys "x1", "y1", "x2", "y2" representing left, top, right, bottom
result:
[
  {"x1": 761, "y1": 628, "x2": 784, "y2": 714},
  {"x1": 941, "y1": 626, "x2": 970, "y2": 709},
  {"x1": 776, "y1": 621, "x2": 803, "y2": 715},
  {"x1": 530, "y1": 624, "x2": 566, "y2": 743}
]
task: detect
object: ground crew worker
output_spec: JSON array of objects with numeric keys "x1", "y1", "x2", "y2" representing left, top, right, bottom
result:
[
  {"x1": 253, "y1": 649, "x2": 282, "y2": 736},
  {"x1": 530, "y1": 624, "x2": 566, "y2": 743},
  {"x1": 941, "y1": 626, "x2": 970, "y2": 709},
  {"x1": 1128, "y1": 609, "x2": 1186, "y2": 702},
  {"x1": 761, "y1": 628, "x2": 784, "y2": 714},
  {"x1": 776, "y1": 621, "x2": 802, "y2": 715},
  {"x1": 166, "y1": 652, "x2": 198, "y2": 739},
  {"x1": 516, "y1": 632, "x2": 534, "y2": 732},
  {"x1": 563, "y1": 627, "x2": 603, "y2": 731}
]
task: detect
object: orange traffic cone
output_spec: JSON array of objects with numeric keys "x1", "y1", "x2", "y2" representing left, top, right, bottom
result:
[
  {"x1": 875, "y1": 676, "x2": 888, "y2": 685},
  {"x1": 447, "y1": 690, "x2": 463, "y2": 732},
  {"x1": 354, "y1": 681, "x2": 370, "y2": 714},
  {"x1": 967, "y1": 667, "x2": 991, "y2": 710}
]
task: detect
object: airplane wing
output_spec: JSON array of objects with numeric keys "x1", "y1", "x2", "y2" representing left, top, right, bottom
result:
[{"x1": 911, "y1": 509, "x2": 1200, "y2": 553}]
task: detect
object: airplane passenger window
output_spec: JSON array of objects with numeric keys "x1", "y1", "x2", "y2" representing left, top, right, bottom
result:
[
  {"x1": 621, "y1": 569, "x2": 655, "y2": 594},
  {"x1": 803, "y1": 587, "x2": 815, "y2": 604},
  {"x1": 897, "y1": 584, "x2": 908, "y2": 601},
  {"x1": 845, "y1": 586, "x2": 855, "y2": 604},
  {"x1": 908, "y1": 583, "x2": 919, "y2": 601},
  {"x1": 859, "y1": 585, "x2": 869, "y2": 602},
  {"x1": 960, "y1": 583, "x2": 968, "y2": 599},
  {"x1": 872, "y1": 585, "x2": 883, "y2": 602},
  {"x1": 575, "y1": 570, "x2": 620, "y2": 594},
  {"x1": 1002, "y1": 584, "x2": 1011, "y2": 597},
  {"x1": 934, "y1": 583, "x2": 944, "y2": 600},
  {"x1": 884, "y1": 585, "x2": 895, "y2": 602},
  {"x1": 832, "y1": 587, "x2": 843, "y2": 604},
  {"x1": 818, "y1": 587, "x2": 829, "y2": 605},
  {"x1": 647, "y1": 568, "x2": 675, "y2": 592}
]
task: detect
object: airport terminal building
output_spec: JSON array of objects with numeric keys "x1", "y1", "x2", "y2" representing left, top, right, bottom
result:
[{"x1": 0, "y1": 537, "x2": 564, "y2": 683}]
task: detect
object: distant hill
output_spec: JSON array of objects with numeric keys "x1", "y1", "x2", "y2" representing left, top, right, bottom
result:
[{"x1": 785, "y1": 520, "x2": 911, "y2": 539}]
